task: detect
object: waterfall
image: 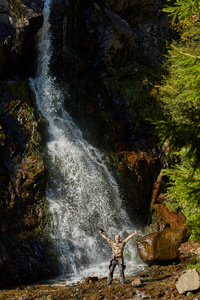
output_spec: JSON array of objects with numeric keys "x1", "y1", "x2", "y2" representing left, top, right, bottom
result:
[{"x1": 30, "y1": 0, "x2": 143, "y2": 281}]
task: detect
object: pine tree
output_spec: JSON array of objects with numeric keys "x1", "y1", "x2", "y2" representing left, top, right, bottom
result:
[{"x1": 153, "y1": 0, "x2": 200, "y2": 240}]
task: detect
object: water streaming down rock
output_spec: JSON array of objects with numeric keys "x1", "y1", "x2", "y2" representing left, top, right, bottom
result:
[{"x1": 30, "y1": 0, "x2": 142, "y2": 280}]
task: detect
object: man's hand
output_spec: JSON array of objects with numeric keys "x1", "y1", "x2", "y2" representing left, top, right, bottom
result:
[
  {"x1": 124, "y1": 230, "x2": 138, "y2": 243},
  {"x1": 99, "y1": 228, "x2": 104, "y2": 234}
]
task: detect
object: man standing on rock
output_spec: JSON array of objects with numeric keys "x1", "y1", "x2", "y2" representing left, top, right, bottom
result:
[{"x1": 100, "y1": 229, "x2": 138, "y2": 285}]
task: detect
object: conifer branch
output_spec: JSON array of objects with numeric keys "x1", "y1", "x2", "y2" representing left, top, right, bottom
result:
[{"x1": 171, "y1": 44, "x2": 200, "y2": 60}]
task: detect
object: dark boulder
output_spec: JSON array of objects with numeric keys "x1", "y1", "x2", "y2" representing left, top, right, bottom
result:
[{"x1": 0, "y1": 236, "x2": 59, "y2": 288}]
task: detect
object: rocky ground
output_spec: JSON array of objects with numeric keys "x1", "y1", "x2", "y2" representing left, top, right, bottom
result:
[{"x1": 0, "y1": 264, "x2": 200, "y2": 299}]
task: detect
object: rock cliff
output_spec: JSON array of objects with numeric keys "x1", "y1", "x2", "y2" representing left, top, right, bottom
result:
[
  {"x1": 0, "y1": 0, "x2": 179, "y2": 287},
  {"x1": 0, "y1": 1, "x2": 59, "y2": 286}
]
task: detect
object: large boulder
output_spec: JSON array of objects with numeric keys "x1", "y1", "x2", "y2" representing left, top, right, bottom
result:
[
  {"x1": 137, "y1": 225, "x2": 188, "y2": 265},
  {"x1": 0, "y1": 236, "x2": 59, "y2": 288}
]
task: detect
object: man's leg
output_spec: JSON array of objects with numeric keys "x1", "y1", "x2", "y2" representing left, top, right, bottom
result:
[
  {"x1": 108, "y1": 260, "x2": 117, "y2": 284},
  {"x1": 118, "y1": 261, "x2": 125, "y2": 284}
]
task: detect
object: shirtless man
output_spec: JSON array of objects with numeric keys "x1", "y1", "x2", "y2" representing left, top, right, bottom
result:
[{"x1": 100, "y1": 229, "x2": 138, "y2": 284}]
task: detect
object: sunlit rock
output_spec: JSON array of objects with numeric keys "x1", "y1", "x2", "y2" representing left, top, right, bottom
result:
[
  {"x1": 153, "y1": 203, "x2": 186, "y2": 228},
  {"x1": 178, "y1": 241, "x2": 200, "y2": 265},
  {"x1": 131, "y1": 278, "x2": 144, "y2": 287},
  {"x1": 137, "y1": 225, "x2": 188, "y2": 265},
  {"x1": 176, "y1": 269, "x2": 200, "y2": 294},
  {"x1": 85, "y1": 276, "x2": 99, "y2": 284}
]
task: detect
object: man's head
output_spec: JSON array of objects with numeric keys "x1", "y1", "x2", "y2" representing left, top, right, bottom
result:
[{"x1": 115, "y1": 234, "x2": 121, "y2": 243}]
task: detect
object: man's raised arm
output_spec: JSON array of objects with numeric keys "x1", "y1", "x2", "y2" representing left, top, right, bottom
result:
[
  {"x1": 99, "y1": 229, "x2": 112, "y2": 245},
  {"x1": 124, "y1": 230, "x2": 138, "y2": 244}
]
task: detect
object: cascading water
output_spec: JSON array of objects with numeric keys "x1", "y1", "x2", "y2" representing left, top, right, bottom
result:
[{"x1": 30, "y1": 0, "x2": 144, "y2": 281}]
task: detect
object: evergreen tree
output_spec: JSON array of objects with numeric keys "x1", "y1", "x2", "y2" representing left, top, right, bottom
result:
[{"x1": 154, "y1": 0, "x2": 200, "y2": 240}]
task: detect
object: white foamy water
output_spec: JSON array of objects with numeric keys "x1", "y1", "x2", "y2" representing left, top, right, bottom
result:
[{"x1": 30, "y1": 0, "x2": 144, "y2": 282}]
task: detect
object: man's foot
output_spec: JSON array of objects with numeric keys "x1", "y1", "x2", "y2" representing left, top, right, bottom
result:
[{"x1": 107, "y1": 282, "x2": 111, "y2": 285}]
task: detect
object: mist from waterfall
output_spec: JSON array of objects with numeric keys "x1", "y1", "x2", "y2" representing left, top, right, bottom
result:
[{"x1": 30, "y1": 0, "x2": 143, "y2": 281}]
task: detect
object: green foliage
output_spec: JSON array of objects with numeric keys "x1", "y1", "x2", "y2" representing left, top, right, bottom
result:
[
  {"x1": 162, "y1": 158, "x2": 200, "y2": 241},
  {"x1": 187, "y1": 262, "x2": 200, "y2": 273},
  {"x1": 153, "y1": 119, "x2": 200, "y2": 170},
  {"x1": 163, "y1": 0, "x2": 200, "y2": 23},
  {"x1": 160, "y1": 45, "x2": 200, "y2": 117},
  {"x1": 163, "y1": 159, "x2": 200, "y2": 241},
  {"x1": 153, "y1": 0, "x2": 200, "y2": 241},
  {"x1": 157, "y1": 16, "x2": 200, "y2": 124},
  {"x1": 188, "y1": 213, "x2": 200, "y2": 241},
  {"x1": 187, "y1": 292, "x2": 194, "y2": 297}
]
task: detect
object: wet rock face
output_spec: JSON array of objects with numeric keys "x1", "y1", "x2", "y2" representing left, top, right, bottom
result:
[
  {"x1": 49, "y1": 0, "x2": 171, "y2": 152},
  {"x1": 108, "y1": 0, "x2": 170, "y2": 65},
  {"x1": 114, "y1": 151, "x2": 162, "y2": 222},
  {"x1": 0, "y1": 0, "x2": 44, "y2": 77},
  {"x1": 0, "y1": 0, "x2": 9, "y2": 11},
  {"x1": 0, "y1": 81, "x2": 59, "y2": 287},
  {"x1": 0, "y1": 95, "x2": 47, "y2": 235},
  {"x1": 0, "y1": 0, "x2": 13, "y2": 42},
  {"x1": 137, "y1": 225, "x2": 188, "y2": 265}
]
